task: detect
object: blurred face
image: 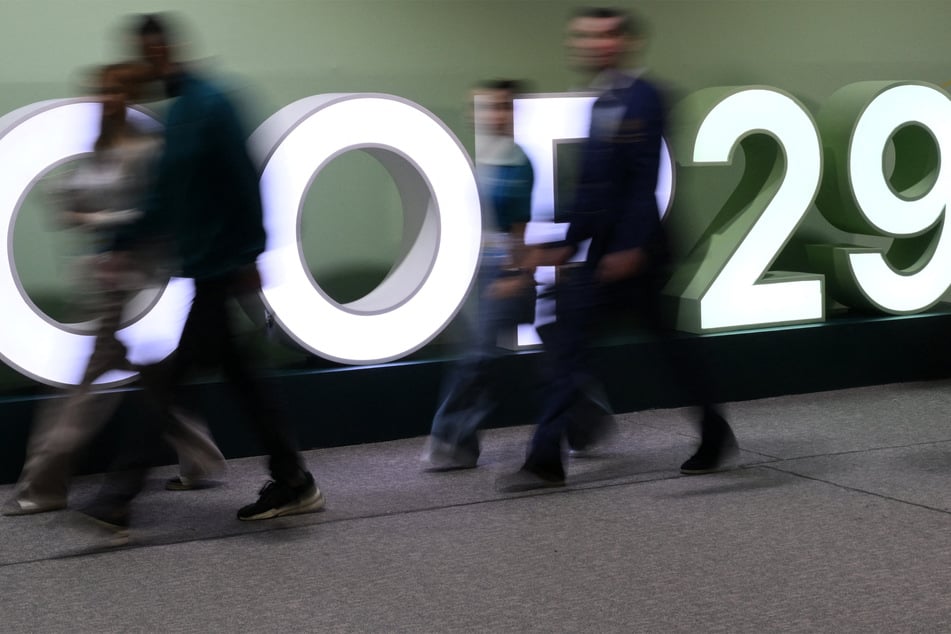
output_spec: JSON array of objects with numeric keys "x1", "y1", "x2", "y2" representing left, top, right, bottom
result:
[
  {"x1": 566, "y1": 16, "x2": 631, "y2": 74},
  {"x1": 138, "y1": 32, "x2": 170, "y2": 78},
  {"x1": 472, "y1": 88, "x2": 515, "y2": 136}
]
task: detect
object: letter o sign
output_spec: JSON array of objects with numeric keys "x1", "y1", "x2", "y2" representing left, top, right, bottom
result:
[{"x1": 251, "y1": 94, "x2": 482, "y2": 364}]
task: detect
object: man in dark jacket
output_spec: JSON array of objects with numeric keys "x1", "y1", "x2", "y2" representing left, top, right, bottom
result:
[
  {"x1": 82, "y1": 14, "x2": 323, "y2": 537},
  {"x1": 497, "y1": 7, "x2": 736, "y2": 492}
]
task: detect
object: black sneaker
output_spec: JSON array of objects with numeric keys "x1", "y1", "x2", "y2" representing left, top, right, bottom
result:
[
  {"x1": 680, "y1": 426, "x2": 739, "y2": 475},
  {"x1": 567, "y1": 414, "x2": 618, "y2": 458},
  {"x1": 495, "y1": 465, "x2": 566, "y2": 493},
  {"x1": 237, "y1": 472, "x2": 325, "y2": 521}
]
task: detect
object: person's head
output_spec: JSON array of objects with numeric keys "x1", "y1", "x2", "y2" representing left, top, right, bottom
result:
[
  {"x1": 133, "y1": 13, "x2": 176, "y2": 79},
  {"x1": 471, "y1": 79, "x2": 526, "y2": 137},
  {"x1": 93, "y1": 62, "x2": 148, "y2": 149},
  {"x1": 566, "y1": 7, "x2": 646, "y2": 74}
]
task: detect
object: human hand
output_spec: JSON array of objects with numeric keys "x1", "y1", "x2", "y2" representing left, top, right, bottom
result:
[
  {"x1": 595, "y1": 248, "x2": 647, "y2": 284},
  {"x1": 83, "y1": 209, "x2": 143, "y2": 228},
  {"x1": 528, "y1": 245, "x2": 574, "y2": 268}
]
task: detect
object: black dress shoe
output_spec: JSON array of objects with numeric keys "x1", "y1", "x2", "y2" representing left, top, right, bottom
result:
[{"x1": 680, "y1": 425, "x2": 738, "y2": 475}]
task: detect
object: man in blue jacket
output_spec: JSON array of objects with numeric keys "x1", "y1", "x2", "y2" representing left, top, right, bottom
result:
[
  {"x1": 497, "y1": 6, "x2": 737, "y2": 492},
  {"x1": 82, "y1": 14, "x2": 323, "y2": 536}
]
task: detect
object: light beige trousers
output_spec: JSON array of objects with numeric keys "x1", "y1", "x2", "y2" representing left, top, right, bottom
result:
[{"x1": 13, "y1": 258, "x2": 225, "y2": 507}]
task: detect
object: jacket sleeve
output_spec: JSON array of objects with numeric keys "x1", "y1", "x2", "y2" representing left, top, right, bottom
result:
[
  {"x1": 562, "y1": 82, "x2": 665, "y2": 256},
  {"x1": 209, "y1": 95, "x2": 263, "y2": 221},
  {"x1": 604, "y1": 84, "x2": 664, "y2": 254}
]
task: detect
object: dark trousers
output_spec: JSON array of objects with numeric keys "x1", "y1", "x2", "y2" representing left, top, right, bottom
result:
[
  {"x1": 94, "y1": 266, "x2": 304, "y2": 510},
  {"x1": 430, "y1": 254, "x2": 534, "y2": 454},
  {"x1": 526, "y1": 264, "x2": 723, "y2": 477}
]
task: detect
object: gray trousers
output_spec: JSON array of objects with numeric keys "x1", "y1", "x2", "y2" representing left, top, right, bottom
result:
[
  {"x1": 15, "y1": 389, "x2": 224, "y2": 507},
  {"x1": 13, "y1": 259, "x2": 225, "y2": 507}
]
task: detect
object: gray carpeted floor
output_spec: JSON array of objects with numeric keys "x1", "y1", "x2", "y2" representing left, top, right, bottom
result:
[{"x1": 3, "y1": 380, "x2": 951, "y2": 632}]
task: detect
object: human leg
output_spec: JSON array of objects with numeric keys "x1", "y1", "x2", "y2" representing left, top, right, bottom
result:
[
  {"x1": 426, "y1": 256, "x2": 536, "y2": 470},
  {"x1": 497, "y1": 268, "x2": 599, "y2": 491},
  {"x1": 78, "y1": 285, "x2": 213, "y2": 521},
  {"x1": 4, "y1": 289, "x2": 132, "y2": 517},
  {"x1": 425, "y1": 360, "x2": 487, "y2": 470},
  {"x1": 163, "y1": 406, "x2": 226, "y2": 488},
  {"x1": 190, "y1": 270, "x2": 322, "y2": 519},
  {"x1": 3, "y1": 389, "x2": 123, "y2": 515},
  {"x1": 635, "y1": 277, "x2": 737, "y2": 473}
]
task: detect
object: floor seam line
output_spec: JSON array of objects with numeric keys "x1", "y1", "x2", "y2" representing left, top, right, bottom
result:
[
  {"x1": 762, "y1": 464, "x2": 951, "y2": 516},
  {"x1": 0, "y1": 468, "x2": 755, "y2": 567},
  {"x1": 6, "y1": 440, "x2": 951, "y2": 566}
]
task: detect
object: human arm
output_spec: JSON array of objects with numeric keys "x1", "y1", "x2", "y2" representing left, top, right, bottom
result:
[{"x1": 593, "y1": 82, "x2": 666, "y2": 284}]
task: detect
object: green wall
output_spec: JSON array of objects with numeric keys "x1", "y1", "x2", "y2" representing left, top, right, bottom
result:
[{"x1": 2, "y1": 0, "x2": 950, "y2": 388}]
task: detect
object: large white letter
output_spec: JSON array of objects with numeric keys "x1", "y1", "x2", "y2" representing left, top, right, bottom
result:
[
  {"x1": 0, "y1": 100, "x2": 192, "y2": 387},
  {"x1": 251, "y1": 94, "x2": 482, "y2": 364}
]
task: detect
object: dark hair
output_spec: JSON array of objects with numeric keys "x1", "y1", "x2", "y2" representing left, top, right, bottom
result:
[
  {"x1": 129, "y1": 12, "x2": 191, "y2": 64},
  {"x1": 571, "y1": 7, "x2": 646, "y2": 39},
  {"x1": 476, "y1": 79, "x2": 529, "y2": 95},
  {"x1": 137, "y1": 13, "x2": 168, "y2": 40},
  {"x1": 134, "y1": 11, "x2": 187, "y2": 50}
]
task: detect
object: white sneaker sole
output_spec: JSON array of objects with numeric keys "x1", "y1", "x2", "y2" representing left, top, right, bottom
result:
[
  {"x1": 2, "y1": 500, "x2": 67, "y2": 516},
  {"x1": 239, "y1": 489, "x2": 326, "y2": 521}
]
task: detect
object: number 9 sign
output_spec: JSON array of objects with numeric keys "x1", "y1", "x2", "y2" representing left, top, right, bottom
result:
[{"x1": 813, "y1": 82, "x2": 951, "y2": 314}]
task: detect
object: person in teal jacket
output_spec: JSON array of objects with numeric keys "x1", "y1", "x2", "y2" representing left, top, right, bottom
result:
[
  {"x1": 122, "y1": 68, "x2": 266, "y2": 280},
  {"x1": 81, "y1": 13, "x2": 323, "y2": 541},
  {"x1": 421, "y1": 80, "x2": 536, "y2": 471}
]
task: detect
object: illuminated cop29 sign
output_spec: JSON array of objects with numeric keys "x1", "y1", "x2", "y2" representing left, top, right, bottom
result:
[{"x1": 1, "y1": 80, "x2": 948, "y2": 386}]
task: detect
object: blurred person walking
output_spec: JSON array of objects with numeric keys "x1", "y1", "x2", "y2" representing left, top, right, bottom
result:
[
  {"x1": 79, "y1": 14, "x2": 323, "y2": 539},
  {"x1": 421, "y1": 80, "x2": 536, "y2": 471},
  {"x1": 497, "y1": 7, "x2": 737, "y2": 492},
  {"x1": 3, "y1": 62, "x2": 224, "y2": 517}
]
